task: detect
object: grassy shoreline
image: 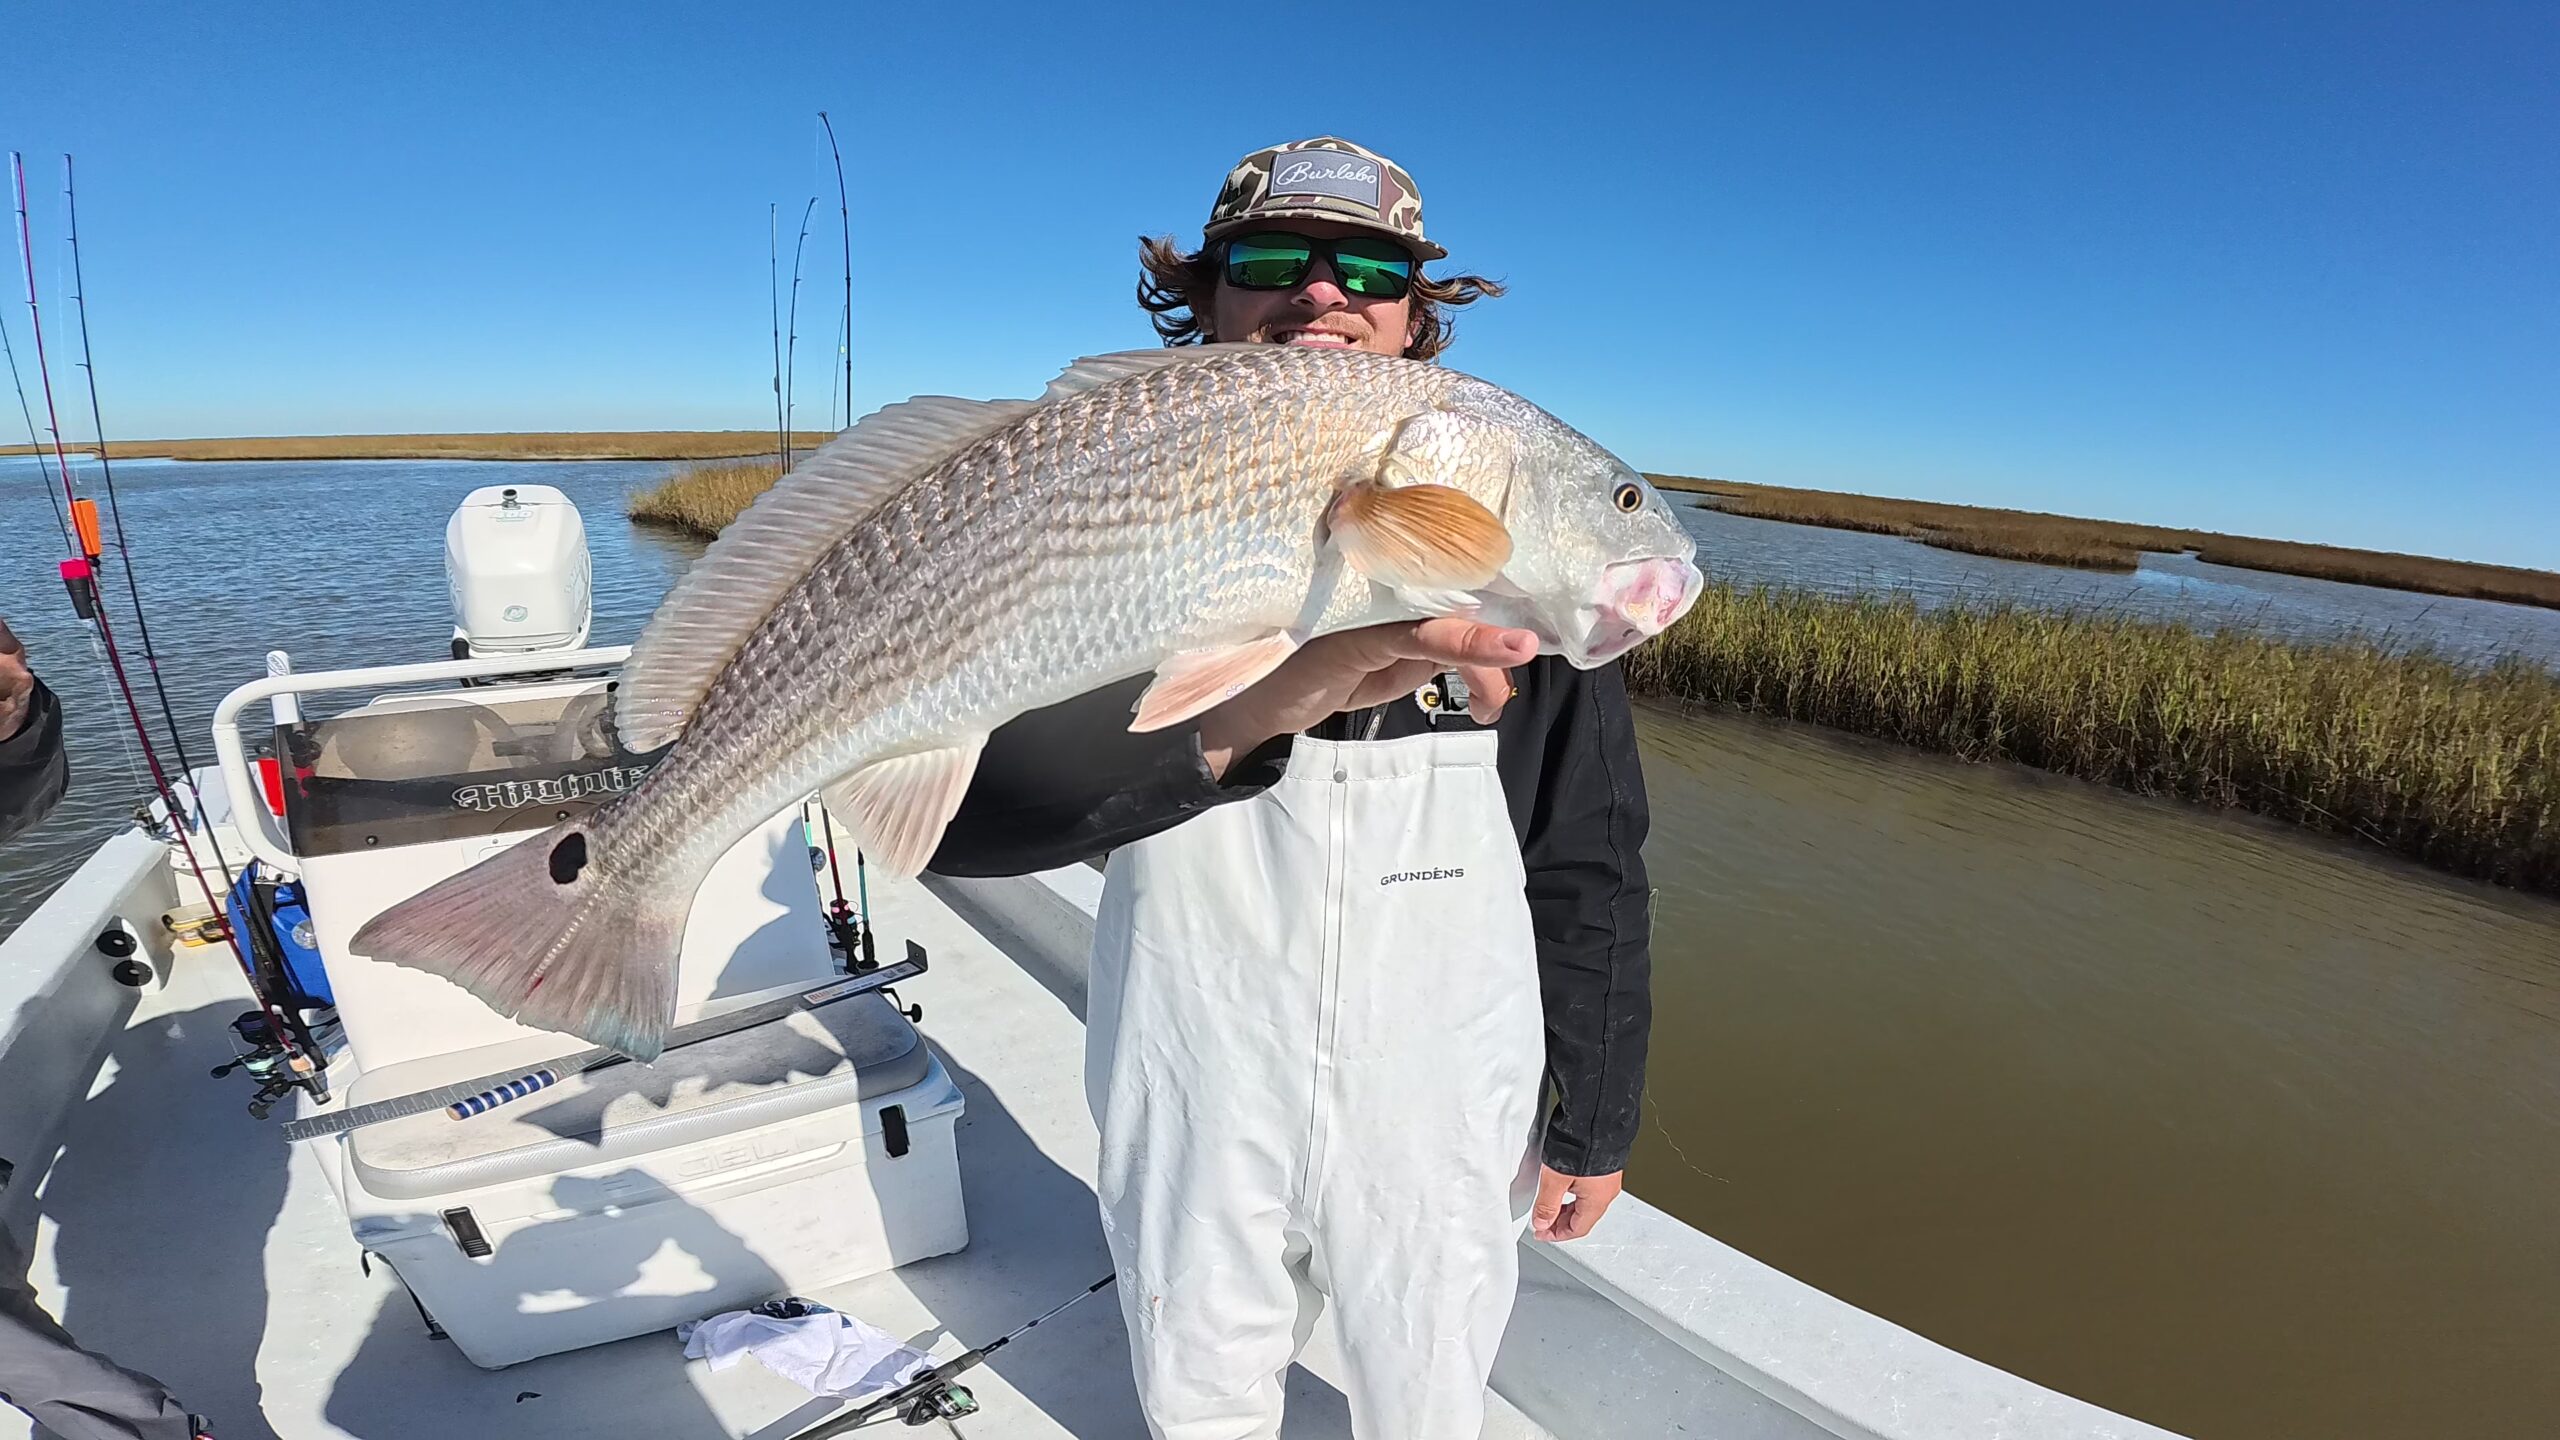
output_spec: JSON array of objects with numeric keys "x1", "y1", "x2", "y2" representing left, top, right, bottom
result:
[
  {"x1": 3, "y1": 431, "x2": 838, "y2": 463},
  {"x1": 1651, "y1": 475, "x2": 2560, "y2": 609},
  {"x1": 1623, "y1": 582, "x2": 2559, "y2": 895},
  {"x1": 627, "y1": 458, "x2": 785, "y2": 532}
]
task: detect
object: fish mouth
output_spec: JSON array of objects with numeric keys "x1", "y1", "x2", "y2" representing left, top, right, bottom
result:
[{"x1": 1576, "y1": 557, "x2": 1702, "y2": 665}]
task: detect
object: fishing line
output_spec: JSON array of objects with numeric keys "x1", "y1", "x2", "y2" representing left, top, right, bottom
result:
[{"x1": 12, "y1": 151, "x2": 313, "y2": 1082}]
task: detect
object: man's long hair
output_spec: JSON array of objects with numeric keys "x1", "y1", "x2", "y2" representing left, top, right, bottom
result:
[{"x1": 1135, "y1": 235, "x2": 1505, "y2": 362}]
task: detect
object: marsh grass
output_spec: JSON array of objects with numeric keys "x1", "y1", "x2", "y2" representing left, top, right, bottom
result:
[
  {"x1": 2192, "y1": 537, "x2": 2560, "y2": 609},
  {"x1": 626, "y1": 457, "x2": 784, "y2": 533},
  {"x1": 1651, "y1": 475, "x2": 2560, "y2": 609},
  {"x1": 1623, "y1": 581, "x2": 2560, "y2": 893},
  {"x1": 1918, "y1": 524, "x2": 2139, "y2": 571}
]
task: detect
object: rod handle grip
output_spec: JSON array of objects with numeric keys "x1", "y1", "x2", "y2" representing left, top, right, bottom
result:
[{"x1": 446, "y1": 1069, "x2": 559, "y2": 1120}]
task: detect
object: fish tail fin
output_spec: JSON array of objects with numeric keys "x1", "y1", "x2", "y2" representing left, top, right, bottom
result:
[{"x1": 349, "y1": 822, "x2": 690, "y2": 1061}]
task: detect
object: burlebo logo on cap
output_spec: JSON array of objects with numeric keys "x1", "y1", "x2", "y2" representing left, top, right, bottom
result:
[
  {"x1": 1204, "y1": 135, "x2": 1446, "y2": 260},
  {"x1": 1270, "y1": 147, "x2": 1382, "y2": 209}
]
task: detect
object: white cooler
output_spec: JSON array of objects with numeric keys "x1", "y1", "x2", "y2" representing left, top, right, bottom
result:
[
  {"x1": 272, "y1": 677, "x2": 972, "y2": 1368},
  {"x1": 330, "y1": 985, "x2": 966, "y2": 1367}
]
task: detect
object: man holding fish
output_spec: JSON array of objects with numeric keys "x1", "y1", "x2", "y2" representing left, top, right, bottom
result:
[
  {"x1": 930, "y1": 138, "x2": 1669, "y2": 1439},
  {"x1": 356, "y1": 138, "x2": 1696, "y2": 1440}
]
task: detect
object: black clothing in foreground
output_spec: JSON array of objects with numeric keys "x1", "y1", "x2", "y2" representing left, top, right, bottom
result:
[
  {"x1": 930, "y1": 655, "x2": 1654, "y2": 1177},
  {"x1": 2, "y1": 1224, "x2": 197, "y2": 1440},
  {"x1": 0, "y1": 677, "x2": 69, "y2": 846}
]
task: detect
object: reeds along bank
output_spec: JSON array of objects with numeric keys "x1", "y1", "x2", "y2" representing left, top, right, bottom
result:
[
  {"x1": 625, "y1": 458, "x2": 789, "y2": 535},
  {"x1": 1650, "y1": 476, "x2": 2560, "y2": 608},
  {"x1": 1622, "y1": 582, "x2": 2560, "y2": 895}
]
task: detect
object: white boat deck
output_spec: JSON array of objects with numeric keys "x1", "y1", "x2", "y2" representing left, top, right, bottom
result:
[
  {"x1": 4, "y1": 821, "x2": 2193, "y2": 1440},
  {"x1": 9, "y1": 868, "x2": 1554, "y2": 1439}
]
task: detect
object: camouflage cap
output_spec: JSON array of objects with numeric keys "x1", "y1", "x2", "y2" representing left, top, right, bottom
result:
[{"x1": 1201, "y1": 136, "x2": 1447, "y2": 262}]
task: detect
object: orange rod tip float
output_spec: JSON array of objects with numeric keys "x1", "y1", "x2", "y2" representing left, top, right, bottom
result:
[{"x1": 71, "y1": 495, "x2": 102, "y2": 558}]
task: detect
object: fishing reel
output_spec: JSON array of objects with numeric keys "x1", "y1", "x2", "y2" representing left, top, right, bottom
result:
[
  {"x1": 814, "y1": 911, "x2": 912, "y2": 1021},
  {"x1": 823, "y1": 898, "x2": 878, "y2": 974},
  {"x1": 210, "y1": 1010, "x2": 311, "y2": 1119},
  {"x1": 209, "y1": 1008, "x2": 331, "y2": 1119},
  {"x1": 891, "y1": 1381, "x2": 977, "y2": 1425},
  {"x1": 788, "y1": 1372, "x2": 976, "y2": 1435}
]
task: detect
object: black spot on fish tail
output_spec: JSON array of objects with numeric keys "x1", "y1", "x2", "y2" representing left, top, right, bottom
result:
[{"x1": 548, "y1": 831, "x2": 588, "y2": 884}]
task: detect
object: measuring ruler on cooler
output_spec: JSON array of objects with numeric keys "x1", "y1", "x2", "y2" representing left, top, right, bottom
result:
[{"x1": 277, "y1": 945, "x2": 926, "y2": 1143}]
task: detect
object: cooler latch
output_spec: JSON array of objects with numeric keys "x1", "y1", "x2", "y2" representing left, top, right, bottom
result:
[{"x1": 442, "y1": 1206, "x2": 494, "y2": 1258}]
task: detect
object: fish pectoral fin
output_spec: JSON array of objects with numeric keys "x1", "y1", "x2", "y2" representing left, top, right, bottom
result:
[
  {"x1": 1130, "y1": 632, "x2": 1302, "y2": 733},
  {"x1": 819, "y1": 736, "x2": 989, "y2": 880},
  {"x1": 1324, "y1": 478, "x2": 1513, "y2": 592}
]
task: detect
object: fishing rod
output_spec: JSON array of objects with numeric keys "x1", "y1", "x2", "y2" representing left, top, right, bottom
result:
[
  {"x1": 816, "y1": 114, "x2": 874, "y2": 957},
  {"x1": 769, "y1": 204, "x2": 785, "y2": 471},
  {"x1": 12, "y1": 152, "x2": 178, "y2": 805},
  {"x1": 787, "y1": 1274, "x2": 1117, "y2": 1435},
  {"x1": 813, "y1": 803, "x2": 857, "y2": 956},
  {"x1": 783, "y1": 195, "x2": 815, "y2": 472},
  {"x1": 62, "y1": 153, "x2": 205, "y2": 791},
  {"x1": 826, "y1": 306, "x2": 845, "y2": 430},
  {"x1": 56, "y1": 153, "x2": 322, "y2": 1075},
  {"x1": 818, "y1": 111, "x2": 852, "y2": 435},
  {"x1": 10, "y1": 152, "x2": 322, "y2": 1093},
  {"x1": 1, "y1": 246, "x2": 144, "y2": 796}
]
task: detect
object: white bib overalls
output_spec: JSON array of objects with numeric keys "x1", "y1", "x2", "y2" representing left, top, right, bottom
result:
[{"x1": 1088, "y1": 728, "x2": 1547, "y2": 1440}]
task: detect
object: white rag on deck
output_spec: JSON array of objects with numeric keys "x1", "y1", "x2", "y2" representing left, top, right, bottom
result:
[{"x1": 677, "y1": 1306, "x2": 935, "y2": 1400}]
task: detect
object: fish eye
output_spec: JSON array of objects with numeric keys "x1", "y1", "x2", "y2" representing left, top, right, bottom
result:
[{"x1": 1612, "y1": 482, "x2": 1643, "y2": 513}]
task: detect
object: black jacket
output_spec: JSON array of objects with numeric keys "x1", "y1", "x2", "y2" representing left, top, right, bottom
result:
[
  {"x1": 930, "y1": 655, "x2": 1653, "y2": 1176},
  {"x1": 0, "y1": 677, "x2": 69, "y2": 846}
]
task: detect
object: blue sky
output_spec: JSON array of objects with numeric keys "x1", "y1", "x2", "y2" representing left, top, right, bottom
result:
[{"x1": 1, "y1": 2, "x2": 2552, "y2": 567}]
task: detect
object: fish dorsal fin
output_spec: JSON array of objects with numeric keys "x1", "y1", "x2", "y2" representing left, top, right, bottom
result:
[
  {"x1": 1038, "y1": 344, "x2": 1255, "y2": 402},
  {"x1": 614, "y1": 396, "x2": 1033, "y2": 753}
]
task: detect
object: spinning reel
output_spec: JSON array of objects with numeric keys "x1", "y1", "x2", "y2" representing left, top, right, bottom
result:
[{"x1": 210, "y1": 1010, "x2": 325, "y2": 1118}]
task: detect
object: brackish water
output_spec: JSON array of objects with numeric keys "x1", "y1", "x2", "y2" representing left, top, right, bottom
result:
[
  {"x1": 3, "y1": 456, "x2": 2556, "y2": 1438},
  {"x1": 1631, "y1": 701, "x2": 2560, "y2": 1440}
]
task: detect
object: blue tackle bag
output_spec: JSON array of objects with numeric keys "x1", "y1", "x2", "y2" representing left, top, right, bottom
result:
[{"x1": 225, "y1": 862, "x2": 335, "y2": 1010}]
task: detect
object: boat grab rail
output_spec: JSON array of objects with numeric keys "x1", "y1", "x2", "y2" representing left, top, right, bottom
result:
[{"x1": 210, "y1": 645, "x2": 633, "y2": 873}]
